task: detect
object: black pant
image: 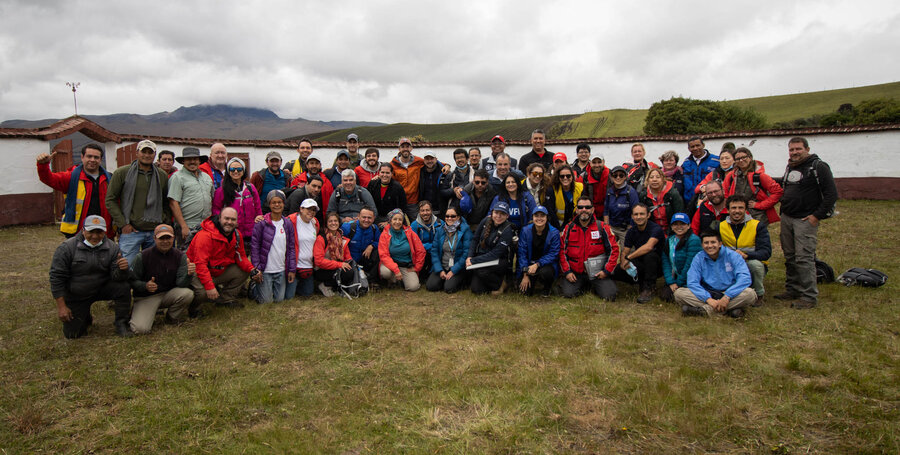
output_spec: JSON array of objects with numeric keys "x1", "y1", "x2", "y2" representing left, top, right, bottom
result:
[
  {"x1": 425, "y1": 270, "x2": 467, "y2": 293},
  {"x1": 357, "y1": 254, "x2": 380, "y2": 282},
  {"x1": 314, "y1": 267, "x2": 354, "y2": 288},
  {"x1": 559, "y1": 272, "x2": 617, "y2": 300},
  {"x1": 470, "y1": 262, "x2": 507, "y2": 294},
  {"x1": 613, "y1": 251, "x2": 661, "y2": 291},
  {"x1": 62, "y1": 280, "x2": 131, "y2": 339},
  {"x1": 519, "y1": 264, "x2": 556, "y2": 295}
]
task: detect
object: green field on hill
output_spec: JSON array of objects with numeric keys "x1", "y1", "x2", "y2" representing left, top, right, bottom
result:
[{"x1": 312, "y1": 81, "x2": 900, "y2": 142}]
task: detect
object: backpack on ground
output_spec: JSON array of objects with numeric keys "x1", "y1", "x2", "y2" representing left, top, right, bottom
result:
[
  {"x1": 335, "y1": 260, "x2": 368, "y2": 299},
  {"x1": 837, "y1": 268, "x2": 888, "y2": 287},
  {"x1": 815, "y1": 258, "x2": 835, "y2": 283}
]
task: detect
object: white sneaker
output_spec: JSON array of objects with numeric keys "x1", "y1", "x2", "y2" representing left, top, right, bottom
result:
[{"x1": 318, "y1": 283, "x2": 335, "y2": 297}]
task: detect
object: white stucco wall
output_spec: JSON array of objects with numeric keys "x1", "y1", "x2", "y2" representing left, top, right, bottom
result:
[{"x1": 1, "y1": 138, "x2": 53, "y2": 195}]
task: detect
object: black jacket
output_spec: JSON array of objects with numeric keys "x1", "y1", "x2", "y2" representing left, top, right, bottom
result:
[
  {"x1": 468, "y1": 218, "x2": 515, "y2": 266},
  {"x1": 50, "y1": 233, "x2": 129, "y2": 299},
  {"x1": 367, "y1": 179, "x2": 408, "y2": 224},
  {"x1": 780, "y1": 154, "x2": 837, "y2": 220},
  {"x1": 517, "y1": 149, "x2": 553, "y2": 174}
]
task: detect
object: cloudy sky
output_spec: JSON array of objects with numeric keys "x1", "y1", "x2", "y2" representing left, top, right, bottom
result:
[{"x1": 1, "y1": 0, "x2": 897, "y2": 124}]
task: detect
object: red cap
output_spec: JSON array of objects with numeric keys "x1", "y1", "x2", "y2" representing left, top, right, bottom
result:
[
  {"x1": 491, "y1": 135, "x2": 505, "y2": 143},
  {"x1": 553, "y1": 152, "x2": 568, "y2": 163}
]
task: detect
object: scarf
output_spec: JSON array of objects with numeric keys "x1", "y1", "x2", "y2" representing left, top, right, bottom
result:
[
  {"x1": 444, "y1": 219, "x2": 460, "y2": 234},
  {"x1": 662, "y1": 165, "x2": 682, "y2": 180},
  {"x1": 325, "y1": 229, "x2": 343, "y2": 261},
  {"x1": 120, "y1": 160, "x2": 163, "y2": 226}
]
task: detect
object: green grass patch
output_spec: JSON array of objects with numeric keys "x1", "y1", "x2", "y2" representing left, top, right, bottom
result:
[{"x1": 1, "y1": 200, "x2": 898, "y2": 453}]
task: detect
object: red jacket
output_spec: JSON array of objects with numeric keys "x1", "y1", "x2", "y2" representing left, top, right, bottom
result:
[
  {"x1": 559, "y1": 219, "x2": 619, "y2": 275},
  {"x1": 579, "y1": 167, "x2": 609, "y2": 216},
  {"x1": 354, "y1": 164, "x2": 378, "y2": 189},
  {"x1": 186, "y1": 217, "x2": 254, "y2": 290},
  {"x1": 390, "y1": 155, "x2": 425, "y2": 204},
  {"x1": 722, "y1": 169, "x2": 783, "y2": 223},
  {"x1": 290, "y1": 172, "x2": 334, "y2": 214},
  {"x1": 199, "y1": 162, "x2": 224, "y2": 186},
  {"x1": 312, "y1": 234, "x2": 351, "y2": 270},
  {"x1": 691, "y1": 200, "x2": 729, "y2": 235},
  {"x1": 37, "y1": 162, "x2": 114, "y2": 238},
  {"x1": 378, "y1": 226, "x2": 427, "y2": 274}
]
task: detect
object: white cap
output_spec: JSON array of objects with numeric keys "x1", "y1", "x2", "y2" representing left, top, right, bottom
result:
[
  {"x1": 300, "y1": 198, "x2": 319, "y2": 209},
  {"x1": 590, "y1": 153, "x2": 605, "y2": 162}
]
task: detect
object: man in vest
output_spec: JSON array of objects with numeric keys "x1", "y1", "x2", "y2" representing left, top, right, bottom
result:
[
  {"x1": 250, "y1": 151, "x2": 292, "y2": 212},
  {"x1": 775, "y1": 137, "x2": 838, "y2": 310},
  {"x1": 37, "y1": 143, "x2": 113, "y2": 239},
  {"x1": 717, "y1": 195, "x2": 771, "y2": 306},
  {"x1": 676, "y1": 231, "x2": 755, "y2": 318},
  {"x1": 128, "y1": 224, "x2": 195, "y2": 334},
  {"x1": 559, "y1": 195, "x2": 619, "y2": 300},
  {"x1": 199, "y1": 143, "x2": 228, "y2": 189},
  {"x1": 106, "y1": 139, "x2": 170, "y2": 265}
]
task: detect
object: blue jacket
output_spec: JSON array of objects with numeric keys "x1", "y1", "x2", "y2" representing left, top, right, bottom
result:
[
  {"x1": 340, "y1": 220, "x2": 381, "y2": 263},
  {"x1": 603, "y1": 185, "x2": 639, "y2": 228},
  {"x1": 411, "y1": 217, "x2": 444, "y2": 253},
  {"x1": 686, "y1": 246, "x2": 751, "y2": 301},
  {"x1": 490, "y1": 192, "x2": 536, "y2": 231},
  {"x1": 661, "y1": 233, "x2": 702, "y2": 286},
  {"x1": 430, "y1": 219, "x2": 472, "y2": 275},
  {"x1": 516, "y1": 223, "x2": 561, "y2": 278},
  {"x1": 681, "y1": 151, "x2": 719, "y2": 202}
]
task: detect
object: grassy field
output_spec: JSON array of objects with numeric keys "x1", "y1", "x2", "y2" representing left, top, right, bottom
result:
[
  {"x1": 1, "y1": 200, "x2": 898, "y2": 453},
  {"x1": 311, "y1": 81, "x2": 900, "y2": 142}
]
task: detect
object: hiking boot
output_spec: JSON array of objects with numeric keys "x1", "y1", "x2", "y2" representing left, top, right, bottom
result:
[
  {"x1": 637, "y1": 289, "x2": 653, "y2": 304},
  {"x1": 681, "y1": 305, "x2": 707, "y2": 317},
  {"x1": 791, "y1": 299, "x2": 817, "y2": 310},
  {"x1": 114, "y1": 320, "x2": 134, "y2": 338},
  {"x1": 164, "y1": 314, "x2": 183, "y2": 326},
  {"x1": 727, "y1": 308, "x2": 745, "y2": 318},
  {"x1": 318, "y1": 283, "x2": 335, "y2": 297},
  {"x1": 773, "y1": 291, "x2": 799, "y2": 301},
  {"x1": 753, "y1": 295, "x2": 765, "y2": 307}
]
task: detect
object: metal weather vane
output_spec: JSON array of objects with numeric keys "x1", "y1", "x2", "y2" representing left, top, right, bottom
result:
[{"x1": 66, "y1": 82, "x2": 80, "y2": 115}]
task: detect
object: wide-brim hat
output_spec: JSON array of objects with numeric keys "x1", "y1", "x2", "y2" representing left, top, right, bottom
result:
[{"x1": 175, "y1": 147, "x2": 209, "y2": 164}]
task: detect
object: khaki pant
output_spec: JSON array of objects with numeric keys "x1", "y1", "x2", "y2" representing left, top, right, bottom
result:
[
  {"x1": 746, "y1": 259, "x2": 766, "y2": 298},
  {"x1": 380, "y1": 264, "x2": 420, "y2": 291},
  {"x1": 674, "y1": 287, "x2": 756, "y2": 316},
  {"x1": 130, "y1": 287, "x2": 194, "y2": 334},
  {"x1": 191, "y1": 264, "x2": 250, "y2": 306}
]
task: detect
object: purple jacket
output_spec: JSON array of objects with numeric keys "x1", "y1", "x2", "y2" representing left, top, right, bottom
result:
[
  {"x1": 250, "y1": 213, "x2": 297, "y2": 273},
  {"x1": 212, "y1": 183, "x2": 262, "y2": 240}
]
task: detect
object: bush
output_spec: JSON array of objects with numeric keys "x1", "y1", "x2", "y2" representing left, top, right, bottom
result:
[{"x1": 644, "y1": 97, "x2": 767, "y2": 135}]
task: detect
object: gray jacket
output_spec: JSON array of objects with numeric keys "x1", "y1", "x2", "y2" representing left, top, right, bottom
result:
[
  {"x1": 49, "y1": 233, "x2": 129, "y2": 299},
  {"x1": 328, "y1": 185, "x2": 377, "y2": 219}
]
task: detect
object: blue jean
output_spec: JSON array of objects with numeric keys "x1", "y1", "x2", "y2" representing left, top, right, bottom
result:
[
  {"x1": 284, "y1": 273, "x2": 314, "y2": 298},
  {"x1": 256, "y1": 271, "x2": 286, "y2": 304},
  {"x1": 119, "y1": 230, "x2": 156, "y2": 266}
]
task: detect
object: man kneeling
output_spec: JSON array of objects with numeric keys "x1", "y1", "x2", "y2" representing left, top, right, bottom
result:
[
  {"x1": 128, "y1": 224, "x2": 195, "y2": 333},
  {"x1": 675, "y1": 231, "x2": 755, "y2": 318}
]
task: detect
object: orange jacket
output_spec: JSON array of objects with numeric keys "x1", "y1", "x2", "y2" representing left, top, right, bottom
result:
[
  {"x1": 390, "y1": 155, "x2": 425, "y2": 204},
  {"x1": 186, "y1": 217, "x2": 254, "y2": 290},
  {"x1": 312, "y1": 234, "x2": 351, "y2": 270},
  {"x1": 378, "y1": 226, "x2": 426, "y2": 274}
]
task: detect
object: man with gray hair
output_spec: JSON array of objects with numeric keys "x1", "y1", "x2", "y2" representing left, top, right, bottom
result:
[
  {"x1": 329, "y1": 169, "x2": 377, "y2": 223},
  {"x1": 517, "y1": 129, "x2": 553, "y2": 173}
]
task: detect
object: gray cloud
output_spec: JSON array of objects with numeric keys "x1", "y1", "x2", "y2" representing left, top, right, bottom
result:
[{"x1": 0, "y1": 0, "x2": 897, "y2": 124}]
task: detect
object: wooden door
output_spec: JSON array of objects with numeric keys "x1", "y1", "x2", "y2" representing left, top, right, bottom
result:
[
  {"x1": 50, "y1": 140, "x2": 73, "y2": 221},
  {"x1": 116, "y1": 143, "x2": 139, "y2": 168}
]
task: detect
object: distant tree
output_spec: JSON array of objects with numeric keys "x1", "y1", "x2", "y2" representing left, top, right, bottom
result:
[
  {"x1": 643, "y1": 97, "x2": 767, "y2": 135},
  {"x1": 852, "y1": 98, "x2": 900, "y2": 125}
]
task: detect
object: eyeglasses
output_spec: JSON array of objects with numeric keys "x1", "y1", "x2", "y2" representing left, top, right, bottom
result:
[
  {"x1": 734, "y1": 156, "x2": 750, "y2": 162},
  {"x1": 576, "y1": 205, "x2": 593, "y2": 210},
  {"x1": 228, "y1": 168, "x2": 244, "y2": 173},
  {"x1": 559, "y1": 174, "x2": 573, "y2": 179},
  {"x1": 612, "y1": 173, "x2": 626, "y2": 178},
  {"x1": 530, "y1": 172, "x2": 543, "y2": 177},
  {"x1": 474, "y1": 181, "x2": 487, "y2": 185}
]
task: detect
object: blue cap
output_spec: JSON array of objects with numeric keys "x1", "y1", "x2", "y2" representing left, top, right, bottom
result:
[
  {"x1": 533, "y1": 205, "x2": 548, "y2": 216},
  {"x1": 493, "y1": 201, "x2": 510, "y2": 215},
  {"x1": 671, "y1": 212, "x2": 690, "y2": 225}
]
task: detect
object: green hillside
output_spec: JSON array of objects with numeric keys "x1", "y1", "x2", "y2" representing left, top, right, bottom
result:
[{"x1": 307, "y1": 81, "x2": 900, "y2": 142}]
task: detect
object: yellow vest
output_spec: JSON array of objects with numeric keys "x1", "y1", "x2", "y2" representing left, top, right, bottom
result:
[
  {"x1": 60, "y1": 180, "x2": 87, "y2": 235},
  {"x1": 719, "y1": 219, "x2": 767, "y2": 265},
  {"x1": 554, "y1": 182, "x2": 583, "y2": 224}
]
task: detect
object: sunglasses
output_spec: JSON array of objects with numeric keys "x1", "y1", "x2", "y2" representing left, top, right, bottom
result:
[
  {"x1": 228, "y1": 167, "x2": 244, "y2": 173},
  {"x1": 474, "y1": 181, "x2": 487, "y2": 185},
  {"x1": 612, "y1": 173, "x2": 626, "y2": 178},
  {"x1": 445, "y1": 214, "x2": 458, "y2": 219},
  {"x1": 576, "y1": 205, "x2": 593, "y2": 210},
  {"x1": 530, "y1": 172, "x2": 543, "y2": 177},
  {"x1": 559, "y1": 174, "x2": 573, "y2": 179}
]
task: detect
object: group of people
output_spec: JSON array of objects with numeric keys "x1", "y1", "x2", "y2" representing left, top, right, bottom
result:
[{"x1": 40, "y1": 130, "x2": 837, "y2": 339}]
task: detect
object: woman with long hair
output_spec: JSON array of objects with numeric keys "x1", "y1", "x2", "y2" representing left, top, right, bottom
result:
[
  {"x1": 551, "y1": 164, "x2": 583, "y2": 228},
  {"x1": 640, "y1": 167, "x2": 684, "y2": 232},
  {"x1": 378, "y1": 209, "x2": 427, "y2": 291},
  {"x1": 524, "y1": 163, "x2": 554, "y2": 214},
  {"x1": 491, "y1": 174, "x2": 536, "y2": 232},
  {"x1": 723, "y1": 147, "x2": 784, "y2": 224},
  {"x1": 212, "y1": 157, "x2": 262, "y2": 251},
  {"x1": 312, "y1": 211, "x2": 354, "y2": 297},
  {"x1": 466, "y1": 202, "x2": 515, "y2": 294},
  {"x1": 425, "y1": 206, "x2": 472, "y2": 293}
]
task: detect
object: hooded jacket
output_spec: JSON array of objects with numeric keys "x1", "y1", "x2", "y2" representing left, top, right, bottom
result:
[
  {"x1": 251, "y1": 213, "x2": 297, "y2": 273},
  {"x1": 430, "y1": 218, "x2": 472, "y2": 275},
  {"x1": 212, "y1": 182, "x2": 262, "y2": 240},
  {"x1": 390, "y1": 154, "x2": 425, "y2": 204},
  {"x1": 517, "y1": 223, "x2": 561, "y2": 278},
  {"x1": 50, "y1": 233, "x2": 129, "y2": 299},
  {"x1": 187, "y1": 216, "x2": 254, "y2": 290},
  {"x1": 378, "y1": 225, "x2": 427, "y2": 274}
]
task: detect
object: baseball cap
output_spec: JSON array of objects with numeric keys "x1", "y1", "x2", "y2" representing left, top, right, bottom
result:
[
  {"x1": 553, "y1": 152, "x2": 568, "y2": 163},
  {"x1": 422, "y1": 150, "x2": 437, "y2": 158},
  {"x1": 266, "y1": 151, "x2": 282, "y2": 162},
  {"x1": 611, "y1": 165, "x2": 627, "y2": 175},
  {"x1": 491, "y1": 135, "x2": 505, "y2": 143},
  {"x1": 347, "y1": 133, "x2": 359, "y2": 142},
  {"x1": 533, "y1": 205, "x2": 549, "y2": 216},
  {"x1": 300, "y1": 198, "x2": 319, "y2": 210},
  {"x1": 83, "y1": 215, "x2": 107, "y2": 232},
  {"x1": 590, "y1": 153, "x2": 605, "y2": 162},
  {"x1": 336, "y1": 149, "x2": 350, "y2": 159},
  {"x1": 493, "y1": 201, "x2": 510, "y2": 215},
  {"x1": 154, "y1": 224, "x2": 175, "y2": 239},
  {"x1": 306, "y1": 153, "x2": 321, "y2": 164},
  {"x1": 398, "y1": 137, "x2": 412, "y2": 146},
  {"x1": 671, "y1": 212, "x2": 690, "y2": 225},
  {"x1": 136, "y1": 140, "x2": 157, "y2": 153}
]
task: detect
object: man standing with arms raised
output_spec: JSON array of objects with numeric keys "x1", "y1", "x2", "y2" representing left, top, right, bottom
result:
[
  {"x1": 775, "y1": 137, "x2": 837, "y2": 310},
  {"x1": 518, "y1": 129, "x2": 553, "y2": 174},
  {"x1": 37, "y1": 143, "x2": 112, "y2": 239},
  {"x1": 106, "y1": 140, "x2": 170, "y2": 264},
  {"x1": 199, "y1": 143, "x2": 228, "y2": 189}
]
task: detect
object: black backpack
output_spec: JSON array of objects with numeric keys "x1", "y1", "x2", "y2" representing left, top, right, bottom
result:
[
  {"x1": 837, "y1": 268, "x2": 888, "y2": 287},
  {"x1": 815, "y1": 258, "x2": 835, "y2": 283}
]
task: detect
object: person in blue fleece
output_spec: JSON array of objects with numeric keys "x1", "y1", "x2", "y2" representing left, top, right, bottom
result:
[{"x1": 674, "y1": 230, "x2": 755, "y2": 318}]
